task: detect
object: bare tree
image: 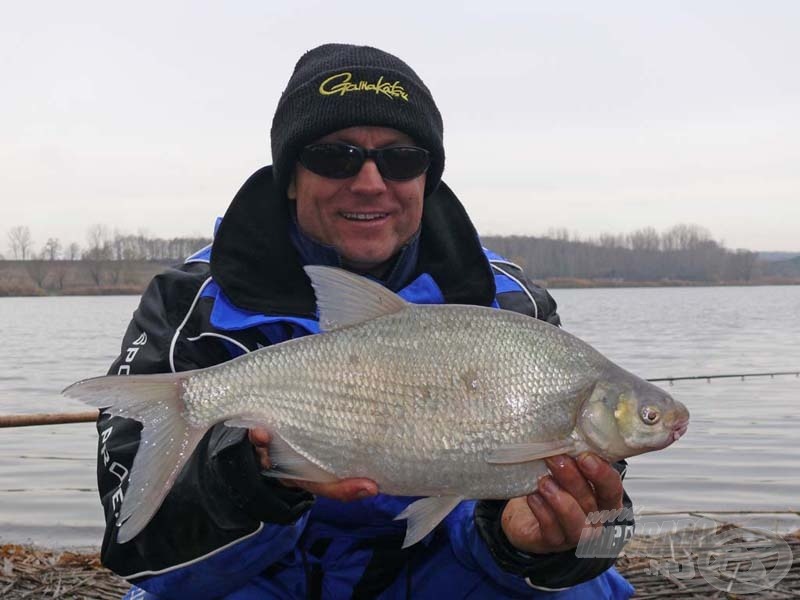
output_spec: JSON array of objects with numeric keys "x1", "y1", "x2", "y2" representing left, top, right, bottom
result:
[
  {"x1": 598, "y1": 233, "x2": 625, "y2": 248},
  {"x1": 85, "y1": 224, "x2": 112, "y2": 260},
  {"x1": 26, "y1": 256, "x2": 50, "y2": 289},
  {"x1": 85, "y1": 260, "x2": 105, "y2": 286},
  {"x1": 627, "y1": 227, "x2": 661, "y2": 251},
  {"x1": 67, "y1": 242, "x2": 81, "y2": 261},
  {"x1": 50, "y1": 262, "x2": 71, "y2": 290},
  {"x1": 42, "y1": 237, "x2": 62, "y2": 261},
  {"x1": 661, "y1": 223, "x2": 712, "y2": 251},
  {"x1": 112, "y1": 229, "x2": 126, "y2": 261},
  {"x1": 8, "y1": 226, "x2": 33, "y2": 260}
]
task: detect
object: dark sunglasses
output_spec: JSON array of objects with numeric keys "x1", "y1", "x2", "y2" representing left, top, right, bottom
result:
[{"x1": 298, "y1": 143, "x2": 430, "y2": 181}]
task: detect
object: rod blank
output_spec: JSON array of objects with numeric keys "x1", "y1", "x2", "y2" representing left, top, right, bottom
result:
[
  {"x1": 647, "y1": 370, "x2": 799, "y2": 383},
  {"x1": 0, "y1": 411, "x2": 99, "y2": 428}
]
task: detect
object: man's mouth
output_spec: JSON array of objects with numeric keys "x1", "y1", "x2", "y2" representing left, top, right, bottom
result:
[{"x1": 341, "y1": 212, "x2": 389, "y2": 221}]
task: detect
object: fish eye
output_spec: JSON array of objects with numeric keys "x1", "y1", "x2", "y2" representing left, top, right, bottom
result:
[{"x1": 641, "y1": 406, "x2": 660, "y2": 425}]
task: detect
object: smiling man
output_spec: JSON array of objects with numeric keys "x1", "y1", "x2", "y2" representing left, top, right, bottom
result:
[
  {"x1": 289, "y1": 126, "x2": 426, "y2": 274},
  {"x1": 97, "y1": 44, "x2": 635, "y2": 599}
]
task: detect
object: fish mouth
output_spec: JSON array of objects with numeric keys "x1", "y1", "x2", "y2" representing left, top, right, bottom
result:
[{"x1": 671, "y1": 419, "x2": 689, "y2": 442}]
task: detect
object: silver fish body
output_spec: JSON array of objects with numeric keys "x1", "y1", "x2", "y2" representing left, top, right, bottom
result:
[
  {"x1": 188, "y1": 303, "x2": 605, "y2": 498},
  {"x1": 66, "y1": 266, "x2": 689, "y2": 545}
]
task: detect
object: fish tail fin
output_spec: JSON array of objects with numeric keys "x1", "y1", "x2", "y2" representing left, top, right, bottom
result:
[{"x1": 64, "y1": 372, "x2": 207, "y2": 543}]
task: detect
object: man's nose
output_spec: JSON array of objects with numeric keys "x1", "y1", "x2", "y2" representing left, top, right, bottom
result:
[{"x1": 349, "y1": 159, "x2": 387, "y2": 195}]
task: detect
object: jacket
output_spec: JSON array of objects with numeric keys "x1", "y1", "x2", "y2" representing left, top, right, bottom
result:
[{"x1": 98, "y1": 167, "x2": 635, "y2": 599}]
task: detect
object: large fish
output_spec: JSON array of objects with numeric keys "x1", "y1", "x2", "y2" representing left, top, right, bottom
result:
[{"x1": 65, "y1": 266, "x2": 689, "y2": 547}]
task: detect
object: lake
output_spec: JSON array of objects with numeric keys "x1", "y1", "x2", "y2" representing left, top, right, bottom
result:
[{"x1": 0, "y1": 286, "x2": 798, "y2": 548}]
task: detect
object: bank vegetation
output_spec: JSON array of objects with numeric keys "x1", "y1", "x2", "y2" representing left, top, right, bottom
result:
[{"x1": 2, "y1": 223, "x2": 798, "y2": 296}]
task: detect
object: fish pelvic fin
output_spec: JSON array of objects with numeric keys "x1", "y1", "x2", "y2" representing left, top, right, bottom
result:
[
  {"x1": 486, "y1": 440, "x2": 578, "y2": 464},
  {"x1": 303, "y1": 265, "x2": 408, "y2": 332},
  {"x1": 394, "y1": 495, "x2": 464, "y2": 548},
  {"x1": 64, "y1": 372, "x2": 206, "y2": 543},
  {"x1": 256, "y1": 431, "x2": 338, "y2": 483}
]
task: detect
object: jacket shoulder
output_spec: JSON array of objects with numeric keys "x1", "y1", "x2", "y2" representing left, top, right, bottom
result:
[
  {"x1": 144, "y1": 261, "x2": 213, "y2": 323},
  {"x1": 483, "y1": 251, "x2": 561, "y2": 326},
  {"x1": 108, "y1": 262, "x2": 217, "y2": 376}
]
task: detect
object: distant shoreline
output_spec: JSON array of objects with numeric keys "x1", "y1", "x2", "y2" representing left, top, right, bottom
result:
[
  {"x1": 1, "y1": 278, "x2": 798, "y2": 298},
  {"x1": 1, "y1": 259, "x2": 798, "y2": 298},
  {"x1": 543, "y1": 277, "x2": 800, "y2": 289}
]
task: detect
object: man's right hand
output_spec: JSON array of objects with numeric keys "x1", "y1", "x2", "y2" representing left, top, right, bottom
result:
[{"x1": 248, "y1": 428, "x2": 378, "y2": 502}]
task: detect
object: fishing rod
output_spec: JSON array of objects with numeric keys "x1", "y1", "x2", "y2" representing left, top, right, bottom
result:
[
  {"x1": 647, "y1": 370, "x2": 800, "y2": 384},
  {"x1": 1, "y1": 370, "x2": 797, "y2": 428},
  {"x1": 0, "y1": 411, "x2": 99, "y2": 428}
]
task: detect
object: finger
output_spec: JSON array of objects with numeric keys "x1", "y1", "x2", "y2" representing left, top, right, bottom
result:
[
  {"x1": 248, "y1": 428, "x2": 272, "y2": 470},
  {"x1": 537, "y1": 475, "x2": 589, "y2": 546},
  {"x1": 248, "y1": 427, "x2": 271, "y2": 447},
  {"x1": 501, "y1": 498, "x2": 550, "y2": 553},
  {"x1": 576, "y1": 454, "x2": 623, "y2": 510},
  {"x1": 526, "y1": 492, "x2": 567, "y2": 549},
  {"x1": 545, "y1": 455, "x2": 598, "y2": 516},
  {"x1": 294, "y1": 477, "x2": 378, "y2": 503}
]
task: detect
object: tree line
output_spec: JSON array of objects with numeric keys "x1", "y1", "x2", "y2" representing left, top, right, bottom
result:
[
  {"x1": 4, "y1": 225, "x2": 211, "y2": 262},
  {"x1": 3, "y1": 222, "x2": 789, "y2": 285},
  {"x1": 482, "y1": 223, "x2": 761, "y2": 282}
]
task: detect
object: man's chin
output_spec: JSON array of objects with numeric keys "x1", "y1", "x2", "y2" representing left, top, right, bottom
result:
[{"x1": 340, "y1": 251, "x2": 395, "y2": 276}]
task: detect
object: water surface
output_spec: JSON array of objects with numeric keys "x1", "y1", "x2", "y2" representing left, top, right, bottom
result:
[{"x1": 0, "y1": 287, "x2": 798, "y2": 546}]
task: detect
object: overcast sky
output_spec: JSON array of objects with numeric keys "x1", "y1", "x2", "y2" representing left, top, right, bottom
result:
[{"x1": 2, "y1": 1, "x2": 798, "y2": 253}]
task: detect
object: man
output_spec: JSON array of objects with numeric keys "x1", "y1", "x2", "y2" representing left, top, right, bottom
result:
[{"x1": 98, "y1": 44, "x2": 635, "y2": 599}]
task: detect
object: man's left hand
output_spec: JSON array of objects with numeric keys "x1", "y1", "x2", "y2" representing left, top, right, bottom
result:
[{"x1": 501, "y1": 453, "x2": 623, "y2": 554}]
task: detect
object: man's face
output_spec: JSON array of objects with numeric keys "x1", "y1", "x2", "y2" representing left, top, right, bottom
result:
[{"x1": 288, "y1": 126, "x2": 426, "y2": 273}]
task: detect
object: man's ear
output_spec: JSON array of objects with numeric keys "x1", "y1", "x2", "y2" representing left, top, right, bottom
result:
[{"x1": 287, "y1": 172, "x2": 297, "y2": 200}]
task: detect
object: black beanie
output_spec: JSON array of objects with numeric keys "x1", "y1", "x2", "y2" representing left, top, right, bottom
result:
[{"x1": 270, "y1": 44, "x2": 444, "y2": 197}]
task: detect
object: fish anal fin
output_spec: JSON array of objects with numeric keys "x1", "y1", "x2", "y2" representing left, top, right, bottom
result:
[
  {"x1": 303, "y1": 265, "x2": 407, "y2": 332},
  {"x1": 394, "y1": 496, "x2": 463, "y2": 548},
  {"x1": 486, "y1": 440, "x2": 577, "y2": 464}
]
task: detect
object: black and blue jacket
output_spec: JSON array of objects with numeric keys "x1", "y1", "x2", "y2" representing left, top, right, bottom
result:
[{"x1": 98, "y1": 167, "x2": 635, "y2": 599}]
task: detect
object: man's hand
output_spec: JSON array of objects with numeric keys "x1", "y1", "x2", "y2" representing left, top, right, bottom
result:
[
  {"x1": 248, "y1": 428, "x2": 378, "y2": 502},
  {"x1": 501, "y1": 453, "x2": 623, "y2": 554}
]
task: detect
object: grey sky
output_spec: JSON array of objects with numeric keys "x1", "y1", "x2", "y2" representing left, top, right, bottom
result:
[{"x1": 2, "y1": 1, "x2": 798, "y2": 253}]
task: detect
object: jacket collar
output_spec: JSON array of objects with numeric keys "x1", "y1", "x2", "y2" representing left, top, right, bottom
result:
[
  {"x1": 287, "y1": 203, "x2": 421, "y2": 293},
  {"x1": 210, "y1": 166, "x2": 495, "y2": 317}
]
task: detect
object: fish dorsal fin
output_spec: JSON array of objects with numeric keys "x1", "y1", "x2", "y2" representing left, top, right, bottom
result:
[{"x1": 304, "y1": 265, "x2": 408, "y2": 332}]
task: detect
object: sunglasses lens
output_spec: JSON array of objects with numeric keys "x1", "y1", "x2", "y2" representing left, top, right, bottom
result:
[
  {"x1": 299, "y1": 144, "x2": 364, "y2": 178},
  {"x1": 378, "y1": 147, "x2": 430, "y2": 181},
  {"x1": 299, "y1": 144, "x2": 430, "y2": 181}
]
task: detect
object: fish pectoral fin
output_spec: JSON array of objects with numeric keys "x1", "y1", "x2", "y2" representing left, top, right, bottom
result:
[
  {"x1": 303, "y1": 265, "x2": 408, "y2": 332},
  {"x1": 394, "y1": 495, "x2": 463, "y2": 548},
  {"x1": 486, "y1": 440, "x2": 577, "y2": 464},
  {"x1": 259, "y1": 433, "x2": 338, "y2": 483}
]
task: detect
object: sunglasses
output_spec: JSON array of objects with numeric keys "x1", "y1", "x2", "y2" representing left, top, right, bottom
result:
[{"x1": 298, "y1": 143, "x2": 430, "y2": 181}]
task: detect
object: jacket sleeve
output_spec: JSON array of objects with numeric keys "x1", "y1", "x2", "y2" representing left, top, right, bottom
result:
[
  {"x1": 96, "y1": 265, "x2": 313, "y2": 597},
  {"x1": 471, "y1": 463, "x2": 634, "y2": 591},
  {"x1": 477, "y1": 259, "x2": 634, "y2": 590}
]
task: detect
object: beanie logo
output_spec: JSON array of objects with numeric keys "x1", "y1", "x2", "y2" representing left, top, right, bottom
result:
[{"x1": 319, "y1": 72, "x2": 409, "y2": 102}]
